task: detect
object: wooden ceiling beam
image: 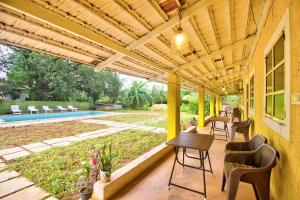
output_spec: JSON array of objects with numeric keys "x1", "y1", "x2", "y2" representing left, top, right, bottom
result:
[
  {"x1": 172, "y1": 36, "x2": 254, "y2": 73},
  {"x1": 226, "y1": 0, "x2": 234, "y2": 82},
  {"x1": 0, "y1": 7, "x2": 114, "y2": 55},
  {"x1": 192, "y1": 59, "x2": 248, "y2": 81},
  {"x1": 241, "y1": 0, "x2": 251, "y2": 60},
  {"x1": 95, "y1": 0, "x2": 213, "y2": 70},
  {"x1": 0, "y1": 23, "x2": 106, "y2": 61},
  {"x1": 244, "y1": 0, "x2": 273, "y2": 76},
  {"x1": 148, "y1": 37, "x2": 253, "y2": 84},
  {"x1": 0, "y1": 38, "x2": 93, "y2": 66},
  {"x1": 206, "y1": 5, "x2": 227, "y2": 83},
  {"x1": 0, "y1": 0, "x2": 173, "y2": 73}
]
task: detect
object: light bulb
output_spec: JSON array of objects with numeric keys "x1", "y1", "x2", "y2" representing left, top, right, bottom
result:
[
  {"x1": 222, "y1": 87, "x2": 225, "y2": 91},
  {"x1": 171, "y1": 28, "x2": 189, "y2": 53}
]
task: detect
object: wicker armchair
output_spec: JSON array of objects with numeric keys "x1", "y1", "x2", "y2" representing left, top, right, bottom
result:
[
  {"x1": 231, "y1": 118, "x2": 252, "y2": 141},
  {"x1": 221, "y1": 144, "x2": 278, "y2": 200},
  {"x1": 225, "y1": 134, "x2": 267, "y2": 154}
]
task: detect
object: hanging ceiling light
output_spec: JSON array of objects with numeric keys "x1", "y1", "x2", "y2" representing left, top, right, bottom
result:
[
  {"x1": 222, "y1": 87, "x2": 226, "y2": 91},
  {"x1": 171, "y1": 7, "x2": 189, "y2": 54}
]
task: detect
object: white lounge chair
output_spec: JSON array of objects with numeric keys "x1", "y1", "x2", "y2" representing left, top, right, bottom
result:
[
  {"x1": 28, "y1": 106, "x2": 38, "y2": 114},
  {"x1": 56, "y1": 106, "x2": 67, "y2": 112},
  {"x1": 11, "y1": 105, "x2": 22, "y2": 115},
  {"x1": 42, "y1": 106, "x2": 53, "y2": 113},
  {"x1": 67, "y1": 105, "x2": 78, "y2": 112}
]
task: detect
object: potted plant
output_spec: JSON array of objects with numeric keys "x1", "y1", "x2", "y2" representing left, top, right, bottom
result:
[
  {"x1": 96, "y1": 143, "x2": 113, "y2": 182},
  {"x1": 77, "y1": 161, "x2": 94, "y2": 200}
]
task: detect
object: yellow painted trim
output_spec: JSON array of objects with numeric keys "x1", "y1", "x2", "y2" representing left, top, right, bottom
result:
[{"x1": 167, "y1": 74, "x2": 180, "y2": 140}]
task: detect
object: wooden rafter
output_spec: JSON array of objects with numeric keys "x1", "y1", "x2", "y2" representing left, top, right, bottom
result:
[
  {"x1": 206, "y1": 5, "x2": 227, "y2": 83},
  {"x1": 226, "y1": 0, "x2": 234, "y2": 82},
  {"x1": 241, "y1": 0, "x2": 251, "y2": 60},
  {"x1": 244, "y1": 0, "x2": 273, "y2": 76},
  {"x1": 95, "y1": 0, "x2": 213, "y2": 70},
  {"x1": 0, "y1": 38, "x2": 93, "y2": 66},
  {"x1": 0, "y1": 7, "x2": 113, "y2": 55},
  {"x1": 0, "y1": 24, "x2": 106, "y2": 61},
  {"x1": 172, "y1": 36, "x2": 254, "y2": 73}
]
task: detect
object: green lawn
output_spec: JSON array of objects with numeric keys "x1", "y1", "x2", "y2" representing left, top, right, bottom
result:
[
  {"x1": 144, "y1": 112, "x2": 197, "y2": 129},
  {"x1": 0, "y1": 121, "x2": 108, "y2": 150},
  {"x1": 96, "y1": 113, "x2": 164, "y2": 124},
  {"x1": 8, "y1": 130, "x2": 166, "y2": 200}
]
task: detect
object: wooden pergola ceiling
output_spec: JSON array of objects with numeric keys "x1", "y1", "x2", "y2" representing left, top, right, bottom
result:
[{"x1": 0, "y1": 0, "x2": 266, "y2": 94}]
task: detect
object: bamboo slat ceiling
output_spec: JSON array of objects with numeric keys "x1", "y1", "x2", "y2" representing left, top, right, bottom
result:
[{"x1": 0, "y1": 0, "x2": 266, "y2": 94}]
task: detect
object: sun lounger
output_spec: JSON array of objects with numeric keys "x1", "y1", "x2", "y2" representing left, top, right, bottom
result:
[
  {"x1": 28, "y1": 106, "x2": 39, "y2": 114},
  {"x1": 56, "y1": 106, "x2": 67, "y2": 112},
  {"x1": 11, "y1": 105, "x2": 22, "y2": 115},
  {"x1": 67, "y1": 105, "x2": 78, "y2": 112},
  {"x1": 42, "y1": 106, "x2": 53, "y2": 113}
]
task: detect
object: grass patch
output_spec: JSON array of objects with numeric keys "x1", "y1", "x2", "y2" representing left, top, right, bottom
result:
[
  {"x1": 144, "y1": 112, "x2": 197, "y2": 129},
  {"x1": 144, "y1": 119, "x2": 167, "y2": 128},
  {"x1": 0, "y1": 121, "x2": 108, "y2": 149},
  {"x1": 96, "y1": 113, "x2": 164, "y2": 124},
  {"x1": 8, "y1": 130, "x2": 166, "y2": 199}
]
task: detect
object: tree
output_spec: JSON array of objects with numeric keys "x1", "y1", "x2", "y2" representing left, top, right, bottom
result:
[
  {"x1": 151, "y1": 85, "x2": 167, "y2": 104},
  {"x1": 7, "y1": 49, "x2": 78, "y2": 101},
  {"x1": 3, "y1": 46, "x2": 122, "y2": 103},
  {"x1": 99, "y1": 71, "x2": 122, "y2": 103},
  {"x1": 126, "y1": 81, "x2": 152, "y2": 109}
]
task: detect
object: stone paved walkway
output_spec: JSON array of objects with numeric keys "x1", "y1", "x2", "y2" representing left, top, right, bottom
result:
[{"x1": 0, "y1": 113, "x2": 166, "y2": 199}]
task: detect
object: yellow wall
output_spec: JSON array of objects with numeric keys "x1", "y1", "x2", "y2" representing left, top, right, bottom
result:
[
  {"x1": 244, "y1": 0, "x2": 300, "y2": 199},
  {"x1": 167, "y1": 74, "x2": 181, "y2": 140}
]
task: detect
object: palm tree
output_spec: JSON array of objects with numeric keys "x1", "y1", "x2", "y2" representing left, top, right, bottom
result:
[{"x1": 126, "y1": 81, "x2": 152, "y2": 109}]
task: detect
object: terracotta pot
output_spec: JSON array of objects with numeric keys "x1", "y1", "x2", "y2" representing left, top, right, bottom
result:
[
  {"x1": 80, "y1": 187, "x2": 93, "y2": 200},
  {"x1": 100, "y1": 170, "x2": 111, "y2": 182}
]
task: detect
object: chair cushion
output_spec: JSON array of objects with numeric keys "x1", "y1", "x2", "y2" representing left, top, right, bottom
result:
[{"x1": 224, "y1": 162, "x2": 255, "y2": 178}]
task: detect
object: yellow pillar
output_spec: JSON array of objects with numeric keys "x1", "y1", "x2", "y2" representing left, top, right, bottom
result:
[
  {"x1": 219, "y1": 96, "x2": 223, "y2": 111},
  {"x1": 167, "y1": 74, "x2": 181, "y2": 140},
  {"x1": 198, "y1": 87, "x2": 205, "y2": 127},
  {"x1": 210, "y1": 93, "x2": 215, "y2": 116},
  {"x1": 216, "y1": 95, "x2": 220, "y2": 116}
]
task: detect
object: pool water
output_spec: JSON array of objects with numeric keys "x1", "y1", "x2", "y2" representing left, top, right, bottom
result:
[{"x1": 0, "y1": 111, "x2": 106, "y2": 122}]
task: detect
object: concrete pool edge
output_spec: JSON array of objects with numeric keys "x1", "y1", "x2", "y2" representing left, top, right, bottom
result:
[{"x1": 0, "y1": 112, "x2": 123, "y2": 128}]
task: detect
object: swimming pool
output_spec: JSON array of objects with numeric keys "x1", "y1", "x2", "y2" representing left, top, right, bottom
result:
[{"x1": 0, "y1": 111, "x2": 106, "y2": 122}]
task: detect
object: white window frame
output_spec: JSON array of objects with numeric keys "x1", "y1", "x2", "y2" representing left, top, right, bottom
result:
[
  {"x1": 263, "y1": 9, "x2": 290, "y2": 140},
  {"x1": 249, "y1": 70, "x2": 255, "y2": 114}
]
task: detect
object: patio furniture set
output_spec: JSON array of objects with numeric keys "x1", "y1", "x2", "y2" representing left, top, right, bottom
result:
[
  {"x1": 11, "y1": 105, "x2": 78, "y2": 114},
  {"x1": 166, "y1": 109, "x2": 279, "y2": 200}
]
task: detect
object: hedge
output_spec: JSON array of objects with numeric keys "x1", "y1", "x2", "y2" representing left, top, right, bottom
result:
[{"x1": 0, "y1": 100, "x2": 94, "y2": 114}]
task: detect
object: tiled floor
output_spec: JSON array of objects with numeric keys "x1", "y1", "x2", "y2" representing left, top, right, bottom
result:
[{"x1": 113, "y1": 123, "x2": 259, "y2": 200}]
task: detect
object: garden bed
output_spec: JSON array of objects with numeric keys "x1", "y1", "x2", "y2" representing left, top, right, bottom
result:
[
  {"x1": 0, "y1": 121, "x2": 108, "y2": 149},
  {"x1": 8, "y1": 129, "x2": 166, "y2": 199}
]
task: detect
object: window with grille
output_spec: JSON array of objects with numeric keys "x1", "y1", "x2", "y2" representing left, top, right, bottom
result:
[
  {"x1": 249, "y1": 75, "x2": 254, "y2": 111},
  {"x1": 265, "y1": 33, "x2": 285, "y2": 122}
]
